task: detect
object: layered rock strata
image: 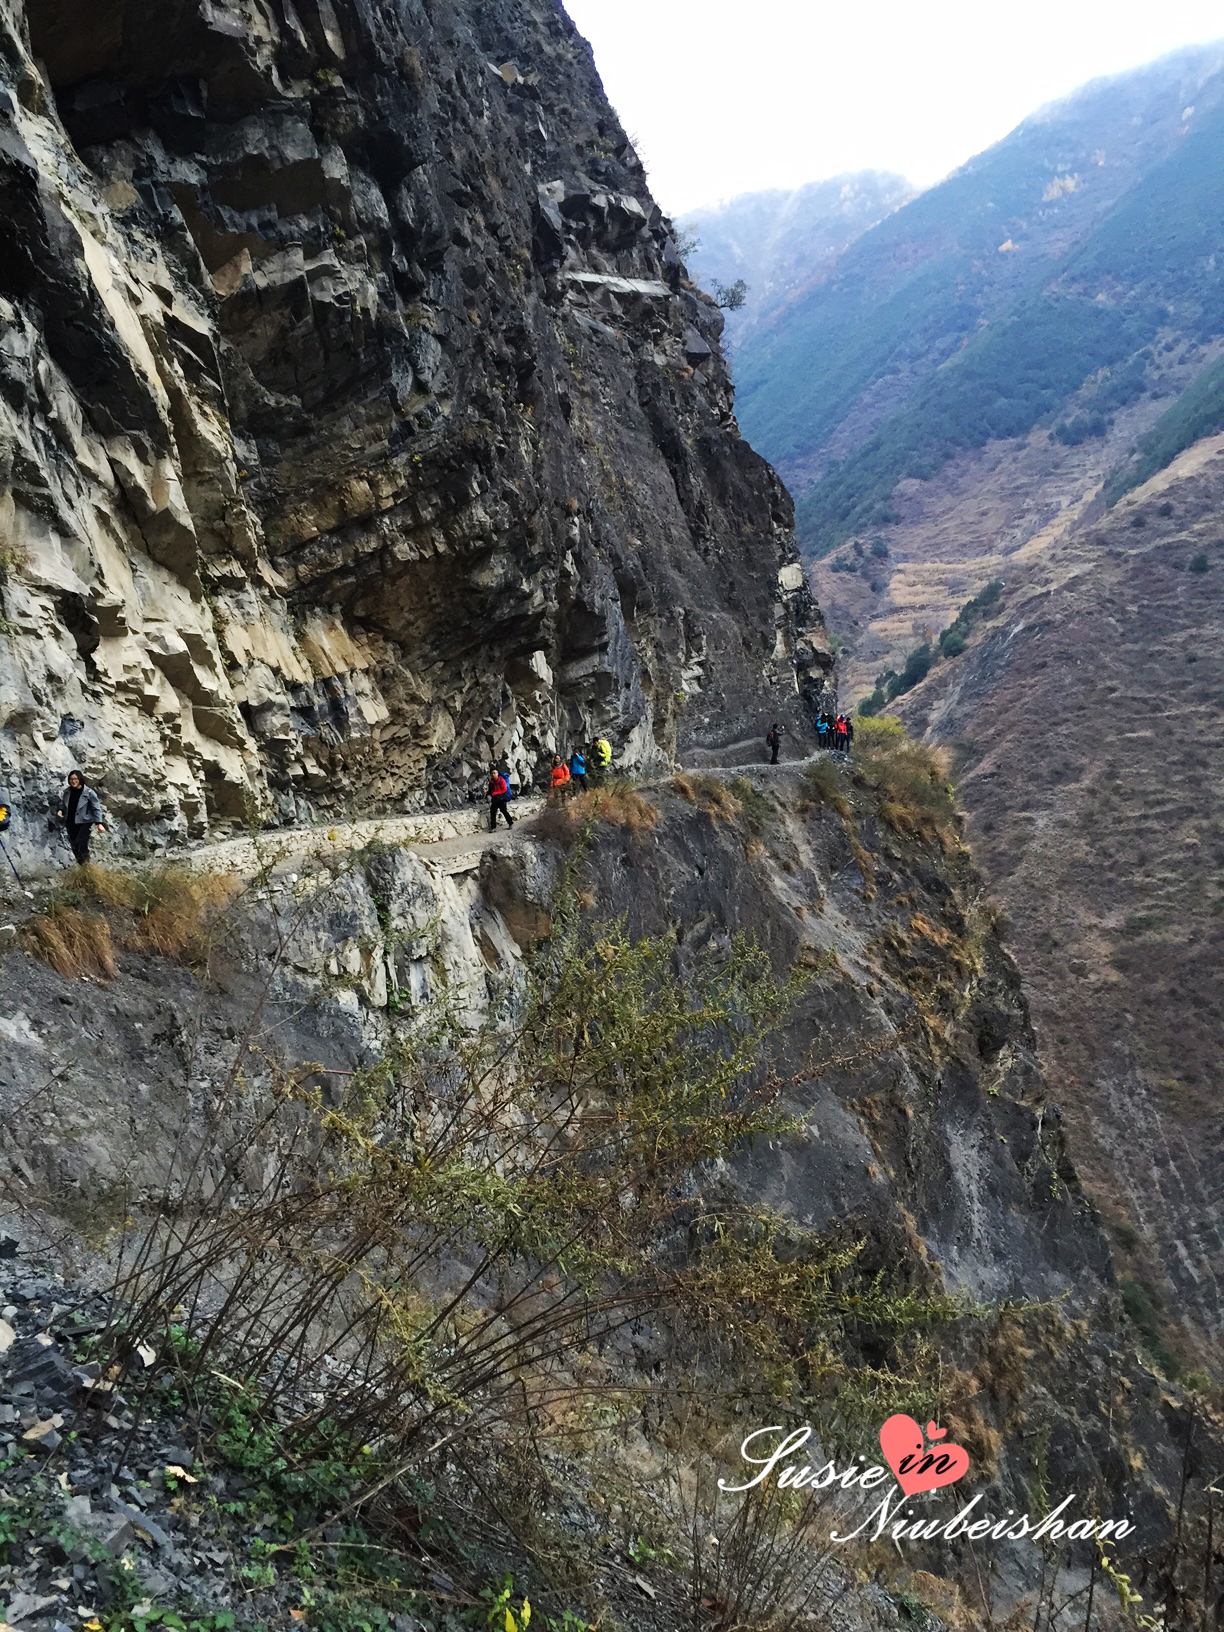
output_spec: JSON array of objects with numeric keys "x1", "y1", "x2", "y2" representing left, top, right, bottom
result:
[{"x1": 0, "y1": 0, "x2": 830, "y2": 860}]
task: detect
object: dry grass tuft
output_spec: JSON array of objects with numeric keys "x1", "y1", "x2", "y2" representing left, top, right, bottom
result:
[
  {"x1": 587, "y1": 783, "x2": 659, "y2": 832},
  {"x1": 853, "y1": 715, "x2": 958, "y2": 846},
  {"x1": 19, "y1": 864, "x2": 242, "y2": 978},
  {"x1": 531, "y1": 782, "x2": 659, "y2": 845},
  {"x1": 671, "y1": 771, "x2": 742, "y2": 823},
  {"x1": 0, "y1": 541, "x2": 27, "y2": 583},
  {"x1": 71, "y1": 863, "x2": 240, "y2": 959},
  {"x1": 18, "y1": 903, "x2": 117, "y2": 979}
]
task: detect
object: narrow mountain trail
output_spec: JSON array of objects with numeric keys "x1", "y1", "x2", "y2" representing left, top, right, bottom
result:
[
  {"x1": 165, "y1": 797, "x2": 548, "y2": 882},
  {"x1": 155, "y1": 753, "x2": 833, "y2": 882}
]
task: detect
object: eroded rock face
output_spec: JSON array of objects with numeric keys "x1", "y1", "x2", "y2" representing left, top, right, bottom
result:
[
  {"x1": 0, "y1": 0, "x2": 829, "y2": 859},
  {"x1": 0, "y1": 771, "x2": 1197, "y2": 1618}
]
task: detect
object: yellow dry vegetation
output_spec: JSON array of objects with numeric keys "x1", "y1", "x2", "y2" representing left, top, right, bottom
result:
[
  {"x1": 17, "y1": 863, "x2": 241, "y2": 978},
  {"x1": 853, "y1": 715, "x2": 959, "y2": 846},
  {"x1": 531, "y1": 782, "x2": 660, "y2": 844},
  {"x1": 18, "y1": 903, "x2": 117, "y2": 979},
  {"x1": 671, "y1": 771, "x2": 742, "y2": 822}
]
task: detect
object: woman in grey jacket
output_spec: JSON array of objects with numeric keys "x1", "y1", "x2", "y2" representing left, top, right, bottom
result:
[{"x1": 56, "y1": 770, "x2": 106, "y2": 865}]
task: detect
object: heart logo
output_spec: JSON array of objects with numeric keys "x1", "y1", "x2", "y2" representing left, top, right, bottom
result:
[{"x1": 879, "y1": 1414, "x2": 970, "y2": 1496}]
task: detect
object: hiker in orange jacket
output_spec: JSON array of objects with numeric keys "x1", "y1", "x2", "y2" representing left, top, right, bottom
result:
[{"x1": 549, "y1": 755, "x2": 571, "y2": 798}]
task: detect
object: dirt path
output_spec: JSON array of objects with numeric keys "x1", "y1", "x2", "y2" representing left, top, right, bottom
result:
[
  {"x1": 169, "y1": 755, "x2": 834, "y2": 879},
  {"x1": 80, "y1": 753, "x2": 830, "y2": 888},
  {"x1": 167, "y1": 797, "x2": 546, "y2": 882}
]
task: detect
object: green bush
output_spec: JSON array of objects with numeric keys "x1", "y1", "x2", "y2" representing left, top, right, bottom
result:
[
  {"x1": 936, "y1": 578, "x2": 1003, "y2": 662},
  {"x1": 1051, "y1": 411, "x2": 1109, "y2": 446},
  {"x1": 1189, "y1": 551, "x2": 1209, "y2": 573},
  {"x1": 886, "y1": 643, "x2": 932, "y2": 699},
  {"x1": 1120, "y1": 1277, "x2": 1182, "y2": 1378}
]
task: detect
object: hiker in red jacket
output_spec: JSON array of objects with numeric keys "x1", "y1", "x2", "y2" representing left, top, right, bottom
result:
[
  {"x1": 834, "y1": 714, "x2": 849, "y2": 753},
  {"x1": 488, "y1": 766, "x2": 514, "y2": 831}
]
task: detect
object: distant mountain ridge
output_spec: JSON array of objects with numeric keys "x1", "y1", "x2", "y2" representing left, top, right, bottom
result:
[
  {"x1": 701, "y1": 42, "x2": 1224, "y2": 554},
  {"x1": 679, "y1": 171, "x2": 914, "y2": 352}
]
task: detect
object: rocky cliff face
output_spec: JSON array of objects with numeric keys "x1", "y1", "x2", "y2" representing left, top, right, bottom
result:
[
  {"x1": 0, "y1": 768, "x2": 1214, "y2": 1627},
  {"x1": 0, "y1": 0, "x2": 829, "y2": 859}
]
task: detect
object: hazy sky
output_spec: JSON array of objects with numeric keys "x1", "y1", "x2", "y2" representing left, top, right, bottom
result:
[{"x1": 561, "y1": 0, "x2": 1224, "y2": 213}]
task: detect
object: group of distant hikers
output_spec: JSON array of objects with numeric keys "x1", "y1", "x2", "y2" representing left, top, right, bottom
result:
[
  {"x1": 486, "y1": 737, "x2": 613, "y2": 831},
  {"x1": 1, "y1": 718, "x2": 858, "y2": 880},
  {"x1": 765, "y1": 712, "x2": 854, "y2": 764}
]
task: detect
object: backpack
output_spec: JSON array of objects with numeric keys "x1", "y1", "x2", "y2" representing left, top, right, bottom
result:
[
  {"x1": 766, "y1": 729, "x2": 777, "y2": 746},
  {"x1": 0, "y1": 800, "x2": 9, "y2": 832},
  {"x1": 596, "y1": 738, "x2": 611, "y2": 767}
]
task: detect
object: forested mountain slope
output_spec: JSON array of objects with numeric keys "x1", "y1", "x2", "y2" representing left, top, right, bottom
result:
[
  {"x1": 730, "y1": 43, "x2": 1224, "y2": 522},
  {"x1": 742, "y1": 45, "x2": 1224, "y2": 700}
]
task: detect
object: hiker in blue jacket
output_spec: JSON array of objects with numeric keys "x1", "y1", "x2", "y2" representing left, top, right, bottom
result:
[
  {"x1": 569, "y1": 747, "x2": 587, "y2": 790},
  {"x1": 56, "y1": 770, "x2": 106, "y2": 865}
]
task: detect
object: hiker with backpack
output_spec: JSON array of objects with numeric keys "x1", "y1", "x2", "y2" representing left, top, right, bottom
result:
[
  {"x1": 591, "y1": 737, "x2": 612, "y2": 784},
  {"x1": 844, "y1": 715, "x2": 854, "y2": 754},
  {"x1": 834, "y1": 715, "x2": 849, "y2": 753},
  {"x1": 766, "y1": 723, "x2": 783, "y2": 765},
  {"x1": 488, "y1": 765, "x2": 514, "y2": 831},
  {"x1": 569, "y1": 746, "x2": 587, "y2": 790},
  {"x1": 549, "y1": 754, "x2": 571, "y2": 798},
  {"x1": 56, "y1": 770, "x2": 106, "y2": 865},
  {"x1": 815, "y1": 714, "x2": 830, "y2": 752}
]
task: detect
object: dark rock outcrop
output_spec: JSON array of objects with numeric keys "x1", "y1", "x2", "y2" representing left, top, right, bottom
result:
[{"x1": 0, "y1": 0, "x2": 830, "y2": 860}]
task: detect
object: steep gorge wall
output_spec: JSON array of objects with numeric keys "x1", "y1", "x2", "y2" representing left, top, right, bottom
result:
[
  {"x1": 0, "y1": 0, "x2": 829, "y2": 860},
  {"x1": 897, "y1": 443, "x2": 1224, "y2": 1364},
  {"x1": 0, "y1": 770, "x2": 1210, "y2": 1622}
]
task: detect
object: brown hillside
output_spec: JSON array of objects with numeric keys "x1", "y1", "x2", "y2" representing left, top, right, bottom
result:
[
  {"x1": 818, "y1": 339, "x2": 1224, "y2": 705},
  {"x1": 899, "y1": 435, "x2": 1224, "y2": 1360}
]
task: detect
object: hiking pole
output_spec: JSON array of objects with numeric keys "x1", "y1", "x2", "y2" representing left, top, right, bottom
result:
[{"x1": 0, "y1": 834, "x2": 19, "y2": 883}]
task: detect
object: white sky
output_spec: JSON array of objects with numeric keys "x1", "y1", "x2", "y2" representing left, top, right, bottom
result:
[{"x1": 561, "y1": 0, "x2": 1224, "y2": 213}]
